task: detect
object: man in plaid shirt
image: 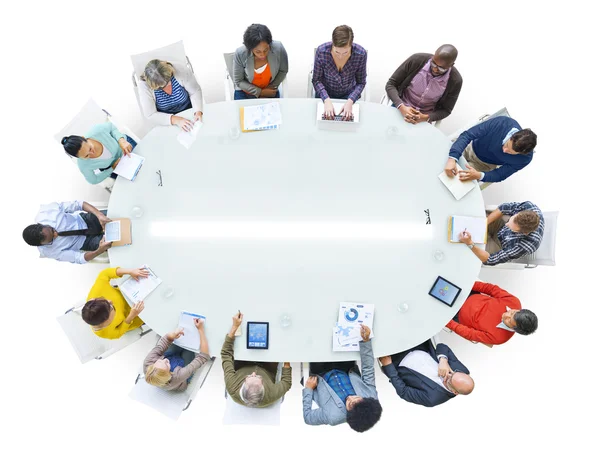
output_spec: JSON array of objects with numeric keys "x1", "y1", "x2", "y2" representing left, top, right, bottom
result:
[{"x1": 458, "y1": 201, "x2": 544, "y2": 266}]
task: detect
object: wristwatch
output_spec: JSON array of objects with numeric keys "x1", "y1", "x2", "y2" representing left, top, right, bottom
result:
[{"x1": 467, "y1": 243, "x2": 475, "y2": 250}]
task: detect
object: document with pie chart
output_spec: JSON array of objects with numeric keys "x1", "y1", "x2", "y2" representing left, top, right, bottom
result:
[{"x1": 333, "y1": 302, "x2": 375, "y2": 351}]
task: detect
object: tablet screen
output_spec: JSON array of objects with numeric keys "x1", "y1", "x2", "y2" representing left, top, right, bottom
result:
[
  {"x1": 247, "y1": 322, "x2": 269, "y2": 349},
  {"x1": 429, "y1": 276, "x2": 461, "y2": 307}
]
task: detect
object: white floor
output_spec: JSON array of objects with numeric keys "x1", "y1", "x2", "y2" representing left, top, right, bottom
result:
[{"x1": 2, "y1": 1, "x2": 597, "y2": 455}]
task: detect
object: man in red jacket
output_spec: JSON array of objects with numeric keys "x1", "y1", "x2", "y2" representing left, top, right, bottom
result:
[{"x1": 446, "y1": 281, "x2": 538, "y2": 345}]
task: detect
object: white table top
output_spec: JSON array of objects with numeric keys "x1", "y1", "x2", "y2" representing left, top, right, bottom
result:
[{"x1": 108, "y1": 99, "x2": 483, "y2": 362}]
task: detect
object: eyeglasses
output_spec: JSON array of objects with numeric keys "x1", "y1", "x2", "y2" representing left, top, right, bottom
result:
[{"x1": 430, "y1": 60, "x2": 449, "y2": 73}]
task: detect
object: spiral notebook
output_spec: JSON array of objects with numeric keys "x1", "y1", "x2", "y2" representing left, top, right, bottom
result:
[{"x1": 448, "y1": 216, "x2": 488, "y2": 243}]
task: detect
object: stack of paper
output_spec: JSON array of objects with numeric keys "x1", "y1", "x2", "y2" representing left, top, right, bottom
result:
[
  {"x1": 438, "y1": 164, "x2": 477, "y2": 200},
  {"x1": 113, "y1": 153, "x2": 145, "y2": 181},
  {"x1": 173, "y1": 311, "x2": 205, "y2": 351},
  {"x1": 241, "y1": 102, "x2": 282, "y2": 132},
  {"x1": 332, "y1": 302, "x2": 374, "y2": 352},
  {"x1": 177, "y1": 121, "x2": 203, "y2": 149},
  {"x1": 119, "y1": 264, "x2": 162, "y2": 304}
]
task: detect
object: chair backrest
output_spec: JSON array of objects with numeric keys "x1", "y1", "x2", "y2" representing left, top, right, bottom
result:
[
  {"x1": 223, "y1": 52, "x2": 235, "y2": 80},
  {"x1": 56, "y1": 307, "x2": 143, "y2": 363},
  {"x1": 223, "y1": 394, "x2": 283, "y2": 425},
  {"x1": 512, "y1": 211, "x2": 559, "y2": 266},
  {"x1": 129, "y1": 348, "x2": 216, "y2": 420},
  {"x1": 130, "y1": 40, "x2": 189, "y2": 80},
  {"x1": 53, "y1": 98, "x2": 109, "y2": 145}
]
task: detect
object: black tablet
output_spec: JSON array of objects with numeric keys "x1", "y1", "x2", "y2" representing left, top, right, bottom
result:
[
  {"x1": 428, "y1": 276, "x2": 462, "y2": 307},
  {"x1": 247, "y1": 322, "x2": 269, "y2": 349}
]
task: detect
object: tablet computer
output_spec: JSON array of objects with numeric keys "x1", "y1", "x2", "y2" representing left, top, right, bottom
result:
[
  {"x1": 247, "y1": 322, "x2": 269, "y2": 349},
  {"x1": 428, "y1": 276, "x2": 462, "y2": 307}
]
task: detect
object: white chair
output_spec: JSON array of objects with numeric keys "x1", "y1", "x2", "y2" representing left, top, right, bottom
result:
[
  {"x1": 308, "y1": 48, "x2": 370, "y2": 102},
  {"x1": 130, "y1": 40, "x2": 204, "y2": 135},
  {"x1": 129, "y1": 337, "x2": 216, "y2": 420},
  {"x1": 57, "y1": 305, "x2": 152, "y2": 364},
  {"x1": 222, "y1": 362, "x2": 284, "y2": 425},
  {"x1": 53, "y1": 98, "x2": 141, "y2": 194},
  {"x1": 223, "y1": 52, "x2": 289, "y2": 101},
  {"x1": 38, "y1": 201, "x2": 110, "y2": 264},
  {"x1": 483, "y1": 204, "x2": 558, "y2": 269}
]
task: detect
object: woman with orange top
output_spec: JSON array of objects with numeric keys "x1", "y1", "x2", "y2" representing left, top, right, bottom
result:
[{"x1": 233, "y1": 24, "x2": 288, "y2": 100}]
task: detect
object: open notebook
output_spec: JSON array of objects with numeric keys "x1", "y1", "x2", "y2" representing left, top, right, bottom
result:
[
  {"x1": 448, "y1": 216, "x2": 488, "y2": 243},
  {"x1": 438, "y1": 164, "x2": 477, "y2": 200},
  {"x1": 113, "y1": 153, "x2": 145, "y2": 181}
]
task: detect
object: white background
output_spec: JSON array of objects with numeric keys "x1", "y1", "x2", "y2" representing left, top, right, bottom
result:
[{"x1": 1, "y1": 0, "x2": 598, "y2": 454}]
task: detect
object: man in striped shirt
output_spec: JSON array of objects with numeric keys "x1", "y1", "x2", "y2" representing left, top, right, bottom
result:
[{"x1": 458, "y1": 201, "x2": 544, "y2": 266}]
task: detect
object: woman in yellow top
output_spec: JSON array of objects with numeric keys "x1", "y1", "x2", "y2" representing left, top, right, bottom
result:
[{"x1": 82, "y1": 266, "x2": 149, "y2": 340}]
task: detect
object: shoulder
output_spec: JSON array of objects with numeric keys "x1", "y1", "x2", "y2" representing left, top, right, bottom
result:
[
  {"x1": 316, "y1": 42, "x2": 332, "y2": 55},
  {"x1": 352, "y1": 43, "x2": 367, "y2": 56},
  {"x1": 271, "y1": 41, "x2": 286, "y2": 52},
  {"x1": 86, "y1": 122, "x2": 108, "y2": 137},
  {"x1": 449, "y1": 65, "x2": 462, "y2": 83},
  {"x1": 234, "y1": 45, "x2": 250, "y2": 59}
]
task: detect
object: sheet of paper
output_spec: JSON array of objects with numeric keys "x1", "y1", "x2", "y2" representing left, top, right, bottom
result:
[
  {"x1": 119, "y1": 264, "x2": 162, "y2": 304},
  {"x1": 450, "y1": 216, "x2": 487, "y2": 243},
  {"x1": 174, "y1": 311, "x2": 205, "y2": 351},
  {"x1": 338, "y1": 302, "x2": 375, "y2": 332},
  {"x1": 333, "y1": 326, "x2": 360, "y2": 352},
  {"x1": 438, "y1": 164, "x2": 476, "y2": 200},
  {"x1": 104, "y1": 221, "x2": 121, "y2": 242},
  {"x1": 243, "y1": 102, "x2": 282, "y2": 131},
  {"x1": 113, "y1": 153, "x2": 145, "y2": 181},
  {"x1": 177, "y1": 121, "x2": 203, "y2": 149}
]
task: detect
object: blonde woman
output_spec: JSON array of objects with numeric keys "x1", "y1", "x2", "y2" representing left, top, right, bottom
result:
[
  {"x1": 138, "y1": 59, "x2": 204, "y2": 132},
  {"x1": 143, "y1": 318, "x2": 210, "y2": 391}
]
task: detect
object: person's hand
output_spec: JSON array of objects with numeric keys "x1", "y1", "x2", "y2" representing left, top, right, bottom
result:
[
  {"x1": 232, "y1": 311, "x2": 243, "y2": 329},
  {"x1": 118, "y1": 138, "x2": 133, "y2": 156},
  {"x1": 458, "y1": 230, "x2": 473, "y2": 245},
  {"x1": 323, "y1": 98, "x2": 335, "y2": 120},
  {"x1": 283, "y1": 362, "x2": 291, "y2": 368},
  {"x1": 129, "y1": 300, "x2": 145, "y2": 318},
  {"x1": 172, "y1": 116, "x2": 194, "y2": 132},
  {"x1": 413, "y1": 112, "x2": 430, "y2": 124},
  {"x1": 458, "y1": 164, "x2": 482, "y2": 181},
  {"x1": 306, "y1": 376, "x2": 318, "y2": 390},
  {"x1": 360, "y1": 324, "x2": 371, "y2": 342},
  {"x1": 166, "y1": 328, "x2": 185, "y2": 341},
  {"x1": 398, "y1": 105, "x2": 420, "y2": 123},
  {"x1": 341, "y1": 99, "x2": 354, "y2": 120},
  {"x1": 379, "y1": 356, "x2": 392, "y2": 366},
  {"x1": 260, "y1": 87, "x2": 278, "y2": 98},
  {"x1": 193, "y1": 111, "x2": 203, "y2": 123},
  {"x1": 444, "y1": 158, "x2": 458, "y2": 177},
  {"x1": 129, "y1": 267, "x2": 150, "y2": 281},
  {"x1": 194, "y1": 318, "x2": 205, "y2": 332},
  {"x1": 111, "y1": 157, "x2": 121, "y2": 170},
  {"x1": 97, "y1": 213, "x2": 112, "y2": 229},
  {"x1": 98, "y1": 237, "x2": 112, "y2": 252},
  {"x1": 438, "y1": 357, "x2": 452, "y2": 378}
]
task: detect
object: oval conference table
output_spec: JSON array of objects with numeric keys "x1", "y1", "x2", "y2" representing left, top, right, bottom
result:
[{"x1": 108, "y1": 99, "x2": 483, "y2": 362}]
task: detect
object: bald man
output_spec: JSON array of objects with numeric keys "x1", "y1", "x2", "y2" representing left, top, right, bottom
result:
[
  {"x1": 385, "y1": 44, "x2": 462, "y2": 124},
  {"x1": 379, "y1": 339, "x2": 474, "y2": 408}
]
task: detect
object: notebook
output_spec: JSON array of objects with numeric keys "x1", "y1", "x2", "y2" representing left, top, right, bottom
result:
[
  {"x1": 448, "y1": 216, "x2": 488, "y2": 243},
  {"x1": 177, "y1": 121, "x2": 203, "y2": 149},
  {"x1": 316, "y1": 102, "x2": 360, "y2": 131},
  {"x1": 104, "y1": 218, "x2": 131, "y2": 246},
  {"x1": 239, "y1": 102, "x2": 282, "y2": 132},
  {"x1": 438, "y1": 164, "x2": 477, "y2": 200},
  {"x1": 173, "y1": 311, "x2": 206, "y2": 351},
  {"x1": 119, "y1": 264, "x2": 162, "y2": 304},
  {"x1": 113, "y1": 153, "x2": 145, "y2": 181}
]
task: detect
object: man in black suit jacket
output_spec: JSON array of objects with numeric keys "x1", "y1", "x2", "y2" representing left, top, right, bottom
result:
[{"x1": 379, "y1": 340, "x2": 474, "y2": 407}]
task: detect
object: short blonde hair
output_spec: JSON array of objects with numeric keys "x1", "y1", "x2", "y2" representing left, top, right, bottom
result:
[
  {"x1": 145, "y1": 365, "x2": 172, "y2": 387},
  {"x1": 141, "y1": 59, "x2": 175, "y2": 90}
]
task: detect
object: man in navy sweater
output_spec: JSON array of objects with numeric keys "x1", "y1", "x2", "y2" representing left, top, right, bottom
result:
[{"x1": 443, "y1": 116, "x2": 537, "y2": 184}]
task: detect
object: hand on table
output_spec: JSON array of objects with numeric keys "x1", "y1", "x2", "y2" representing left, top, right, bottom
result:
[
  {"x1": 232, "y1": 311, "x2": 243, "y2": 329},
  {"x1": 398, "y1": 105, "x2": 420, "y2": 123},
  {"x1": 97, "y1": 213, "x2": 112, "y2": 229},
  {"x1": 118, "y1": 138, "x2": 132, "y2": 156},
  {"x1": 97, "y1": 237, "x2": 112, "y2": 252},
  {"x1": 379, "y1": 356, "x2": 392, "y2": 366},
  {"x1": 323, "y1": 98, "x2": 335, "y2": 120},
  {"x1": 444, "y1": 158, "x2": 458, "y2": 177},
  {"x1": 360, "y1": 324, "x2": 371, "y2": 342},
  {"x1": 193, "y1": 111, "x2": 203, "y2": 123},
  {"x1": 458, "y1": 164, "x2": 482, "y2": 181},
  {"x1": 129, "y1": 300, "x2": 145, "y2": 318},
  {"x1": 167, "y1": 327, "x2": 185, "y2": 341},
  {"x1": 458, "y1": 230, "x2": 473, "y2": 245},
  {"x1": 129, "y1": 267, "x2": 150, "y2": 281},
  {"x1": 172, "y1": 115, "x2": 194, "y2": 132},
  {"x1": 194, "y1": 317, "x2": 205, "y2": 332},
  {"x1": 340, "y1": 99, "x2": 354, "y2": 120}
]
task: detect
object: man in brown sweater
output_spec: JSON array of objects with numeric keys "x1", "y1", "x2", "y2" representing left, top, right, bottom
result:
[
  {"x1": 385, "y1": 44, "x2": 462, "y2": 124},
  {"x1": 221, "y1": 312, "x2": 292, "y2": 407}
]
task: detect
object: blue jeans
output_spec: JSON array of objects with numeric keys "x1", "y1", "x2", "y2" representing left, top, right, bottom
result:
[
  {"x1": 234, "y1": 89, "x2": 280, "y2": 100},
  {"x1": 163, "y1": 344, "x2": 196, "y2": 383}
]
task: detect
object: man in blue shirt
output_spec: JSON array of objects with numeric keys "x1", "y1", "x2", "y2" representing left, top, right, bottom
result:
[
  {"x1": 22, "y1": 200, "x2": 112, "y2": 264},
  {"x1": 443, "y1": 116, "x2": 537, "y2": 185}
]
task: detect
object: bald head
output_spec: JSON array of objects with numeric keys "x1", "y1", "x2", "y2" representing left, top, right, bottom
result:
[
  {"x1": 434, "y1": 44, "x2": 458, "y2": 66},
  {"x1": 451, "y1": 372, "x2": 475, "y2": 395}
]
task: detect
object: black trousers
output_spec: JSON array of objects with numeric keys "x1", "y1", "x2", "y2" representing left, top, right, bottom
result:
[{"x1": 79, "y1": 212, "x2": 103, "y2": 251}]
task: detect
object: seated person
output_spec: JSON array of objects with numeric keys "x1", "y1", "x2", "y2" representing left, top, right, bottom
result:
[
  {"x1": 446, "y1": 281, "x2": 538, "y2": 345},
  {"x1": 138, "y1": 59, "x2": 204, "y2": 132},
  {"x1": 385, "y1": 44, "x2": 462, "y2": 124},
  {"x1": 22, "y1": 200, "x2": 112, "y2": 264},
  {"x1": 233, "y1": 23, "x2": 288, "y2": 100},
  {"x1": 459, "y1": 201, "x2": 544, "y2": 266},
  {"x1": 379, "y1": 339, "x2": 474, "y2": 408},
  {"x1": 312, "y1": 24, "x2": 367, "y2": 120},
  {"x1": 61, "y1": 122, "x2": 136, "y2": 185},
  {"x1": 443, "y1": 116, "x2": 537, "y2": 184},
  {"x1": 303, "y1": 324, "x2": 382, "y2": 432},
  {"x1": 82, "y1": 267, "x2": 149, "y2": 340},
  {"x1": 221, "y1": 312, "x2": 291, "y2": 407},
  {"x1": 144, "y1": 319, "x2": 211, "y2": 391}
]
